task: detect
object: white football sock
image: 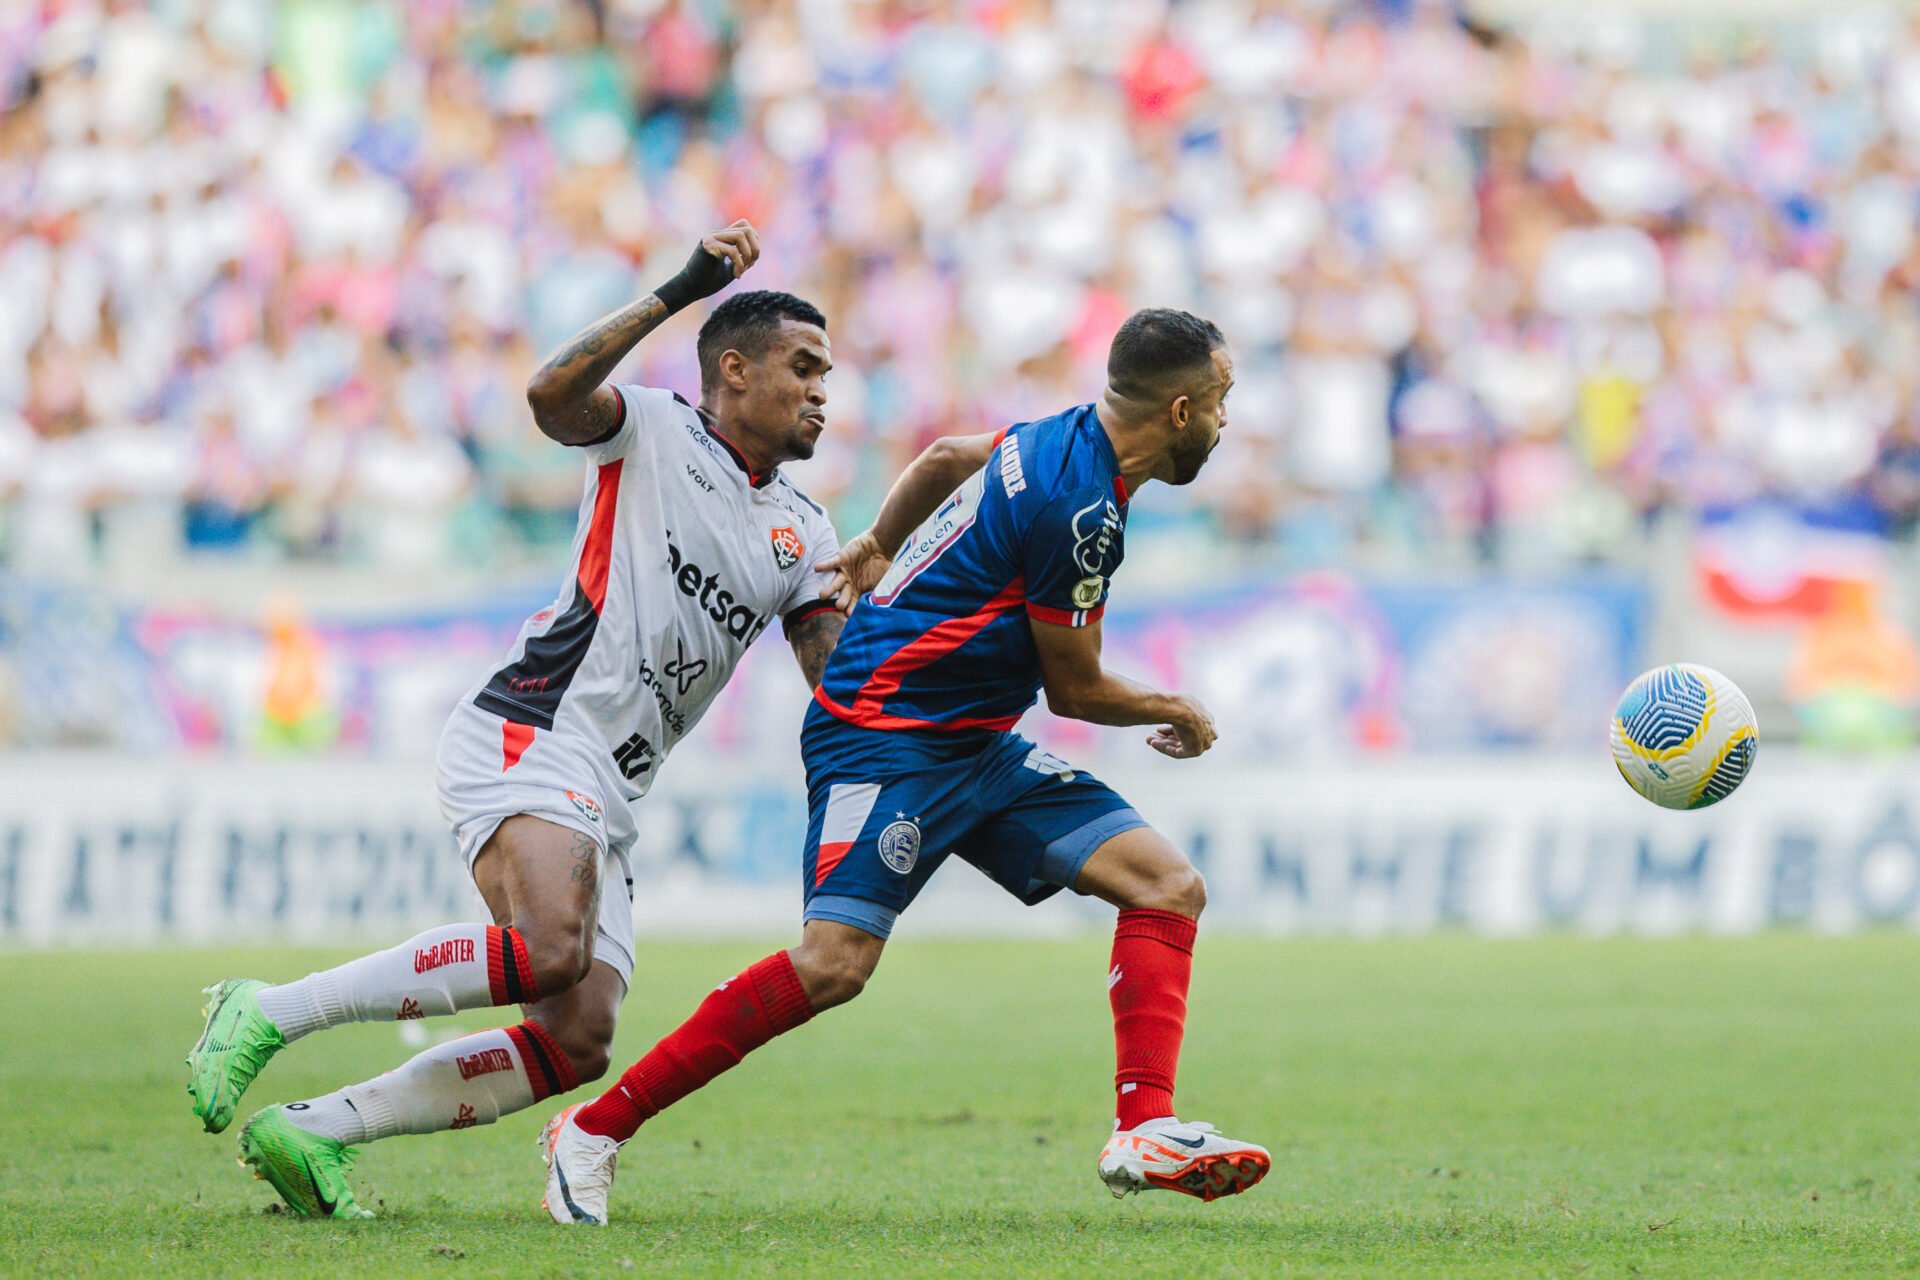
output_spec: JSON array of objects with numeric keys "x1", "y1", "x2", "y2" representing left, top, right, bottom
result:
[
  {"x1": 282, "y1": 1022, "x2": 578, "y2": 1144},
  {"x1": 256, "y1": 923, "x2": 535, "y2": 1043}
]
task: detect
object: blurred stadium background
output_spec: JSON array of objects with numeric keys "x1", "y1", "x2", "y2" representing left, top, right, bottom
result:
[{"x1": 6, "y1": 0, "x2": 1920, "y2": 950}]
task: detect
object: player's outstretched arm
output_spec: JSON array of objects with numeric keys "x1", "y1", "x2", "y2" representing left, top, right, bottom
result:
[
  {"x1": 817, "y1": 431, "x2": 1001, "y2": 611},
  {"x1": 525, "y1": 221, "x2": 761, "y2": 445},
  {"x1": 1031, "y1": 617, "x2": 1217, "y2": 759}
]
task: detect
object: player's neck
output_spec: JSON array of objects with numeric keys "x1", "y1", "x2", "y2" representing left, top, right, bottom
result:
[
  {"x1": 701, "y1": 404, "x2": 783, "y2": 480},
  {"x1": 1094, "y1": 396, "x2": 1164, "y2": 494}
]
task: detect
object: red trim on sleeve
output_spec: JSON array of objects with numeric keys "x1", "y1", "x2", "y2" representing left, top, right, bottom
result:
[
  {"x1": 575, "y1": 385, "x2": 627, "y2": 449},
  {"x1": 1025, "y1": 600, "x2": 1104, "y2": 628},
  {"x1": 577, "y1": 460, "x2": 624, "y2": 615},
  {"x1": 991, "y1": 426, "x2": 1009, "y2": 450},
  {"x1": 1112, "y1": 474, "x2": 1130, "y2": 505},
  {"x1": 782, "y1": 596, "x2": 838, "y2": 637}
]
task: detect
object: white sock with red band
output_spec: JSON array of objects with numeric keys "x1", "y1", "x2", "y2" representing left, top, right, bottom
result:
[
  {"x1": 256, "y1": 923, "x2": 538, "y2": 1043},
  {"x1": 282, "y1": 1021, "x2": 578, "y2": 1145}
]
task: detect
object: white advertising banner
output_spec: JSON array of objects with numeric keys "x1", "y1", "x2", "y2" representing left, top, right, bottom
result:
[{"x1": 3, "y1": 752, "x2": 1919, "y2": 945}]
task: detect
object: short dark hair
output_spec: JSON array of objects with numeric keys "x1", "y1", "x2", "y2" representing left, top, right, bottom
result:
[
  {"x1": 1106, "y1": 308, "x2": 1225, "y2": 402},
  {"x1": 696, "y1": 290, "x2": 827, "y2": 391}
]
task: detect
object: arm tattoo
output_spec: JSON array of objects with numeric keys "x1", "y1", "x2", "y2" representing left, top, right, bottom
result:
[
  {"x1": 788, "y1": 610, "x2": 846, "y2": 691},
  {"x1": 527, "y1": 294, "x2": 671, "y2": 444},
  {"x1": 566, "y1": 829, "x2": 600, "y2": 887}
]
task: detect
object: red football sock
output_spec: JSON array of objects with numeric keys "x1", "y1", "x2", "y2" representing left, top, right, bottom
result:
[
  {"x1": 575, "y1": 951, "x2": 814, "y2": 1142},
  {"x1": 1109, "y1": 908, "x2": 1197, "y2": 1131}
]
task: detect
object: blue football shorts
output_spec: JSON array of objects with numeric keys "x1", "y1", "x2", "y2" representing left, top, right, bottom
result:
[{"x1": 799, "y1": 723, "x2": 1146, "y2": 940}]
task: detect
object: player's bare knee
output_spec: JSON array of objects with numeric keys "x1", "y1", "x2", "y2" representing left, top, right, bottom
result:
[
  {"x1": 1178, "y1": 865, "x2": 1208, "y2": 918},
  {"x1": 572, "y1": 1044, "x2": 612, "y2": 1085},
  {"x1": 790, "y1": 920, "x2": 886, "y2": 1010},
  {"x1": 522, "y1": 928, "x2": 595, "y2": 997},
  {"x1": 790, "y1": 944, "x2": 876, "y2": 1010},
  {"x1": 823, "y1": 970, "x2": 868, "y2": 1008},
  {"x1": 794, "y1": 954, "x2": 866, "y2": 1009},
  {"x1": 1136, "y1": 862, "x2": 1205, "y2": 917}
]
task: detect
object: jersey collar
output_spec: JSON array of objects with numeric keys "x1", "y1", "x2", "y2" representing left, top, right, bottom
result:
[
  {"x1": 697, "y1": 408, "x2": 775, "y2": 489},
  {"x1": 1082, "y1": 403, "x2": 1130, "y2": 505}
]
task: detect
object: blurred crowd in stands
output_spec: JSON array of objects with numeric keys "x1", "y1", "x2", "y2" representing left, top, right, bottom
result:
[{"x1": 6, "y1": 0, "x2": 1920, "y2": 579}]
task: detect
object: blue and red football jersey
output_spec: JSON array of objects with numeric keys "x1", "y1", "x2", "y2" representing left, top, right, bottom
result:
[{"x1": 812, "y1": 403, "x2": 1130, "y2": 734}]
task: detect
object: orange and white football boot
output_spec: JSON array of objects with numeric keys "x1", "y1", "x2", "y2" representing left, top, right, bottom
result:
[
  {"x1": 538, "y1": 1102, "x2": 620, "y2": 1224},
  {"x1": 1097, "y1": 1118, "x2": 1271, "y2": 1201}
]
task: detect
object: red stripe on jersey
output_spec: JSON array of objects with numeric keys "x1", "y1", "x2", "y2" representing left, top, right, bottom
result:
[
  {"x1": 812, "y1": 683, "x2": 1023, "y2": 733},
  {"x1": 990, "y1": 426, "x2": 1009, "y2": 450},
  {"x1": 851, "y1": 578, "x2": 1027, "y2": 714},
  {"x1": 1113, "y1": 474, "x2": 1130, "y2": 505},
  {"x1": 577, "y1": 460, "x2": 624, "y2": 615},
  {"x1": 501, "y1": 721, "x2": 535, "y2": 772}
]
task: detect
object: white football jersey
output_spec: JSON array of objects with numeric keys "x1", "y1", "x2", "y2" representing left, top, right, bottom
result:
[{"x1": 466, "y1": 384, "x2": 839, "y2": 799}]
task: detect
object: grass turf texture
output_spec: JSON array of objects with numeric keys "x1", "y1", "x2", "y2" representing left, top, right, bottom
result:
[{"x1": 5, "y1": 937, "x2": 1919, "y2": 1278}]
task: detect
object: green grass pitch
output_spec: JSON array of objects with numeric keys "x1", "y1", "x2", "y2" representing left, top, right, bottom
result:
[{"x1": 6, "y1": 935, "x2": 1920, "y2": 1277}]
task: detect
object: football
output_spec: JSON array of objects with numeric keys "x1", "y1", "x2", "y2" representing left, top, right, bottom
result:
[{"x1": 1609, "y1": 663, "x2": 1759, "y2": 809}]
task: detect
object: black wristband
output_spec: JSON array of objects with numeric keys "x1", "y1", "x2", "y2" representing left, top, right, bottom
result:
[{"x1": 653, "y1": 243, "x2": 738, "y2": 315}]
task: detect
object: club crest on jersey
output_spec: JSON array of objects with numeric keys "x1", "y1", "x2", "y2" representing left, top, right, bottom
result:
[
  {"x1": 1072, "y1": 576, "x2": 1104, "y2": 610},
  {"x1": 566, "y1": 790, "x2": 602, "y2": 824},
  {"x1": 877, "y1": 819, "x2": 921, "y2": 875},
  {"x1": 770, "y1": 525, "x2": 805, "y2": 571}
]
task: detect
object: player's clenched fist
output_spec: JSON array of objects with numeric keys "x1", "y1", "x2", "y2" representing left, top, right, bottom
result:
[
  {"x1": 1146, "y1": 694, "x2": 1216, "y2": 759},
  {"x1": 655, "y1": 220, "x2": 762, "y2": 315},
  {"x1": 699, "y1": 219, "x2": 760, "y2": 280}
]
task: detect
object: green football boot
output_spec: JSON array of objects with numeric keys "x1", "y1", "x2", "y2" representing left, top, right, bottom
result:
[
  {"x1": 186, "y1": 979, "x2": 285, "y2": 1133},
  {"x1": 237, "y1": 1106, "x2": 373, "y2": 1219}
]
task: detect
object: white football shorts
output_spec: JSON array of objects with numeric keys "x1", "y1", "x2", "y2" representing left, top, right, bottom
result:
[{"x1": 435, "y1": 700, "x2": 637, "y2": 988}]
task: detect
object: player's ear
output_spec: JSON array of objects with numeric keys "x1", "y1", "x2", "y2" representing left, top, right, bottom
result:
[
  {"x1": 718, "y1": 348, "x2": 753, "y2": 392},
  {"x1": 1168, "y1": 393, "x2": 1191, "y2": 431}
]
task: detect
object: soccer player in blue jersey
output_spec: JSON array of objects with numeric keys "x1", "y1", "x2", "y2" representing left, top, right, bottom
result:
[{"x1": 538, "y1": 309, "x2": 1267, "y2": 1223}]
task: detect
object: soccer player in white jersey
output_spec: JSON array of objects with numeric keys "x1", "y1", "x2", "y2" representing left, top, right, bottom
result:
[{"x1": 184, "y1": 221, "x2": 848, "y2": 1218}]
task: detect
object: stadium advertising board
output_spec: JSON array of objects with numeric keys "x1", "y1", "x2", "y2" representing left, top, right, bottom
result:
[{"x1": 3, "y1": 753, "x2": 1917, "y2": 944}]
